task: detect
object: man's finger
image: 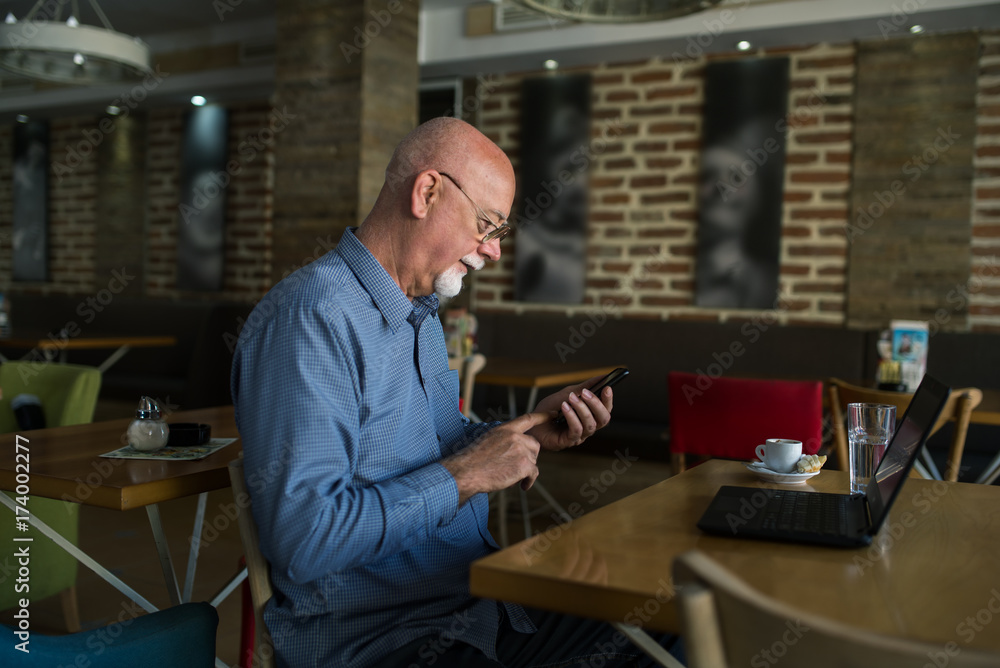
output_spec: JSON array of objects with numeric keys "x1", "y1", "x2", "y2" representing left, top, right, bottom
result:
[{"x1": 510, "y1": 411, "x2": 551, "y2": 432}]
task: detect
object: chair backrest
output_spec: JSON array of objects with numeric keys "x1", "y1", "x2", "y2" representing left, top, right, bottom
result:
[
  {"x1": 673, "y1": 550, "x2": 1000, "y2": 668},
  {"x1": 448, "y1": 353, "x2": 487, "y2": 419},
  {"x1": 668, "y1": 372, "x2": 824, "y2": 472},
  {"x1": 0, "y1": 361, "x2": 102, "y2": 432},
  {"x1": 229, "y1": 458, "x2": 276, "y2": 668},
  {"x1": 827, "y1": 378, "x2": 982, "y2": 481}
]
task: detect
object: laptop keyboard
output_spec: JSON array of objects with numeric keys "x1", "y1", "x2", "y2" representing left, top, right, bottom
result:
[{"x1": 761, "y1": 491, "x2": 849, "y2": 535}]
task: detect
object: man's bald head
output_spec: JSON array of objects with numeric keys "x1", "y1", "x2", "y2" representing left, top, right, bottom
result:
[{"x1": 385, "y1": 117, "x2": 512, "y2": 195}]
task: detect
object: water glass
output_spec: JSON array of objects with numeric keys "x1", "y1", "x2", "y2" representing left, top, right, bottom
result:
[{"x1": 847, "y1": 403, "x2": 896, "y2": 494}]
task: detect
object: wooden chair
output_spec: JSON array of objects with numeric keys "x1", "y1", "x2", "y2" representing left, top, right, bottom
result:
[
  {"x1": 229, "y1": 458, "x2": 276, "y2": 668},
  {"x1": 0, "y1": 361, "x2": 102, "y2": 633},
  {"x1": 667, "y1": 372, "x2": 824, "y2": 475},
  {"x1": 448, "y1": 353, "x2": 487, "y2": 420},
  {"x1": 673, "y1": 549, "x2": 1000, "y2": 668},
  {"x1": 827, "y1": 378, "x2": 982, "y2": 482}
]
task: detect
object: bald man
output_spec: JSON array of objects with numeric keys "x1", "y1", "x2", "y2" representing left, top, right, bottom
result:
[{"x1": 232, "y1": 118, "x2": 681, "y2": 667}]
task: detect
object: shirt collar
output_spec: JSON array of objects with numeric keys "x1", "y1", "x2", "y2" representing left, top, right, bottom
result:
[{"x1": 336, "y1": 227, "x2": 439, "y2": 333}]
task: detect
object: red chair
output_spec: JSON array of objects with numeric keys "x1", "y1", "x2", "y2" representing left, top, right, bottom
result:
[{"x1": 667, "y1": 372, "x2": 824, "y2": 474}]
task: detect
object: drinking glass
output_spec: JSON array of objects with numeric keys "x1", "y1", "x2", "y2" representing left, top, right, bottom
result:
[{"x1": 847, "y1": 402, "x2": 896, "y2": 494}]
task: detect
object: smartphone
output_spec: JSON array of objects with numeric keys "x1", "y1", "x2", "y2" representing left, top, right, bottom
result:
[{"x1": 552, "y1": 367, "x2": 629, "y2": 427}]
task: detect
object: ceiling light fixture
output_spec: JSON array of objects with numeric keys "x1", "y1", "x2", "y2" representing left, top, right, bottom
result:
[
  {"x1": 512, "y1": 0, "x2": 723, "y2": 23},
  {"x1": 544, "y1": 59, "x2": 559, "y2": 70},
  {"x1": 909, "y1": 24, "x2": 925, "y2": 34},
  {"x1": 736, "y1": 40, "x2": 752, "y2": 51},
  {"x1": 0, "y1": 0, "x2": 152, "y2": 85},
  {"x1": 191, "y1": 95, "x2": 207, "y2": 107}
]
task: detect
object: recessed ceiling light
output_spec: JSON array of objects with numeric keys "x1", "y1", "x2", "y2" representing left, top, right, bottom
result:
[
  {"x1": 543, "y1": 59, "x2": 558, "y2": 71},
  {"x1": 16, "y1": 114, "x2": 28, "y2": 123},
  {"x1": 72, "y1": 53, "x2": 86, "y2": 66},
  {"x1": 106, "y1": 105, "x2": 121, "y2": 116},
  {"x1": 736, "y1": 40, "x2": 752, "y2": 51},
  {"x1": 910, "y1": 24, "x2": 925, "y2": 34},
  {"x1": 191, "y1": 95, "x2": 207, "y2": 106}
]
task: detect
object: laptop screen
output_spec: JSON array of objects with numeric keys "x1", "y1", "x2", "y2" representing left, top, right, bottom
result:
[{"x1": 864, "y1": 375, "x2": 950, "y2": 530}]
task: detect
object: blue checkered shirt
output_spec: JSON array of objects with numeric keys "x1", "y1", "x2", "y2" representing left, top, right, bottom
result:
[{"x1": 231, "y1": 228, "x2": 533, "y2": 667}]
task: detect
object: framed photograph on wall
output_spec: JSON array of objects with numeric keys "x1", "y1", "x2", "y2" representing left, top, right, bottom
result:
[
  {"x1": 695, "y1": 58, "x2": 789, "y2": 309},
  {"x1": 515, "y1": 73, "x2": 591, "y2": 304},
  {"x1": 12, "y1": 120, "x2": 49, "y2": 282}
]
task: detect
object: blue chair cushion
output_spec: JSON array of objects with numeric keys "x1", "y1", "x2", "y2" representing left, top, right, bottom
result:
[{"x1": 1, "y1": 601, "x2": 218, "y2": 667}]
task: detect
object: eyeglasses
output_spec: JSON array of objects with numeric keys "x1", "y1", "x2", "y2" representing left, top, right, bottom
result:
[{"x1": 439, "y1": 171, "x2": 512, "y2": 244}]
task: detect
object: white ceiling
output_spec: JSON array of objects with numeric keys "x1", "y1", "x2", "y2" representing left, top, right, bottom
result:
[{"x1": 0, "y1": 0, "x2": 997, "y2": 118}]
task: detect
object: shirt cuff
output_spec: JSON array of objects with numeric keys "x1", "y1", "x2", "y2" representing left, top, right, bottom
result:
[{"x1": 406, "y1": 461, "x2": 460, "y2": 527}]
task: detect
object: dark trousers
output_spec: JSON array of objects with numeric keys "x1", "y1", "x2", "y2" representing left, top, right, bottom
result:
[{"x1": 380, "y1": 607, "x2": 685, "y2": 668}]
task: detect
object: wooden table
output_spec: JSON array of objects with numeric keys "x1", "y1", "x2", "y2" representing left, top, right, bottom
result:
[
  {"x1": 471, "y1": 459, "x2": 1000, "y2": 653},
  {"x1": 0, "y1": 406, "x2": 242, "y2": 629},
  {"x1": 0, "y1": 333, "x2": 178, "y2": 372}
]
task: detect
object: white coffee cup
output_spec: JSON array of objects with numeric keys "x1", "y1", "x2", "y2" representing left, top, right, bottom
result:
[{"x1": 754, "y1": 438, "x2": 803, "y2": 473}]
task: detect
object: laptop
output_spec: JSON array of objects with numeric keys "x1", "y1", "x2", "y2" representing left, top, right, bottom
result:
[{"x1": 696, "y1": 375, "x2": 950, "y2": 547}]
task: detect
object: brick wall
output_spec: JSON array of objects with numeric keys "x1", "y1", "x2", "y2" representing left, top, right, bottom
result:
[
  {"x1": 0, "y1": 101, "x2": 273, "y2": 302},
  {"x1": 475, "y1": 43, "x2": 856, "y2": 326},
  {"x1": 41, "y1": 117, "x2": 99, "y2": 294},
  {"x1": 145, "y1": 102, "x2": 275, "y2": 300},
  {"x1": 474, "y1": 32, "x2": 1000, "y2": 333},
  {"x1": 973, "y1": 32, "x2": 1000, "y2": 333}
]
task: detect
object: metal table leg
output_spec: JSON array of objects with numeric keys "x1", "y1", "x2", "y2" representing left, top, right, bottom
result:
[
  {"x1": 183, "y1": 492, "x2": 209, "y2": 602},
  {"x1": 612, "y1": 622, "x2": 685, "y2": 668},
  {"x1": 0, "y1": 493, "x2": 159, "y2": 613},
  {"x1": 146, "y1": 503, "x2": 183, "y2": 606}
]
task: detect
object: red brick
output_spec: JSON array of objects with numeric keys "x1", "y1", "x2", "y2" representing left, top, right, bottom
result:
[
  {"x1": 973, "y1": 225, "x2": 1000, "y2": 237},
  {"x1": 795, "y1": 131, "x2": 853, "y2": 144},
  {"x1": 593, "y1": 73, "x2": 625, "y2": 85},
  {"x1": 647, "y1": 86, "x2": 698, "y2": 101},
  {"x1": 790, "y1": 171, "x2": 850, "y2": 184},
  {"x1": 604, "y1": 158, "x2": 636, "y2": 170},
  {"x1": 786, "y1": 152, "x2": 819, "y2": 165},
  {"x1": 607, "y1": 90, "x2": 640, "y2": 102},
  {"x1": 637, "y1": 228, "x2": 686, "y2": 238},
  {"x1": 788, "y1": 245, "x2": 846, "y2": 257},
  {"x1": 630, "y1": 175, "x2": 667, "y2": 189},
  {"x1": 780, "y1": 265, "x2": 810, "y2": 276},
  {"x1": 591, "y1": 177, "x2": 625, "y2": 189},
  {"x1": 602, "y1": 193, "x2": 631, "y2": 204},
  {"x1": 631, "y1": 70, "x2": 675, "y2": 84},
  {"x1": 648, "y1": 121, "x2": 698, "y2": 134},
  {"x1": 797, "y1": 56, "x2": 854, "y2": 70},
  {"x1": 634, "y1": 141, "x2": 668, "y2": 152},
  {"x1": 601, "y1": 262, "x2": 633, "y2": 273},
  {"x1": 640, "y1": 192, "x2": 690, "y2": 205},
  {"x1": 782, "y1": 226, "x2": 811, "y2": 237},
  {"x1": 790, "y1": 208, "x2": 848, "y2": 220},
  {"x1": 645, "y1": 157, "x2": 683, "y2": 170}
]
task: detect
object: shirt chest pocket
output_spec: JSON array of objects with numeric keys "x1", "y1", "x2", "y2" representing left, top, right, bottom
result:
[{"x1": 431, "y1": 368, "x2": 468, "y2": 457}]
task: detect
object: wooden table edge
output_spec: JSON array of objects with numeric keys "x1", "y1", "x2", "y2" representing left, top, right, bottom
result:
[{"x1": 470, "y1": 554, "x2": 678, "y2": 634}]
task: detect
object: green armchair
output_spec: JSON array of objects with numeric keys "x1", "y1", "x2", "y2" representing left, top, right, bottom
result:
[{"x1": 0, "y1": 361, "x2": 102, "y2": 632}]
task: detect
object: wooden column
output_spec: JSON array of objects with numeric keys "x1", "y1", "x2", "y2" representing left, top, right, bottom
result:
[
  {"x1": 847, "y1": 34, "x2": 977, "y2": 329},
  {"x1": 272, "y1": 0, "x2": 419, "y2": 282}
]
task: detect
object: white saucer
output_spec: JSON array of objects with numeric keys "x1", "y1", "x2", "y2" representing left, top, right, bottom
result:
[{"x1": 744, "y1": 461, "x2": 820, "y2": 484}]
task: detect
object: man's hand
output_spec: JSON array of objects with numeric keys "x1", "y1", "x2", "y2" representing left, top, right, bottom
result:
[
  {"x1": 528, "y1": 375, "x2": 614, "y2": 451},
  {"x1": 442, "y1": 412, "x2": 550, "y2": 505}
]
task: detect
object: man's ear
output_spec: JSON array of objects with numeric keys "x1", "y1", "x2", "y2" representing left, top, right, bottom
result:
[{"x1": 411, "y1": 170, "x2": 443, "y2": 220}]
